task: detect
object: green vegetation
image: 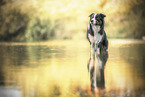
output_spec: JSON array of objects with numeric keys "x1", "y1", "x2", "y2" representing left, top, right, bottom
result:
[
  {"x1": 0, "y1": 9, "x2": 29, "y2": 41},
  {"x1": 0, "y1": 0, "x2": 145, "y2": 41}
]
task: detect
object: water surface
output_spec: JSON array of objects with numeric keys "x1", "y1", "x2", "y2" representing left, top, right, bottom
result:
[{"x1": 0, "y1": 39, "x2": 145, "y2": 97}]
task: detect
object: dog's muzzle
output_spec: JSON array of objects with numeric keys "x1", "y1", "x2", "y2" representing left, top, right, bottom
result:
[{"x1": 90, "y1": 20, "x2": 102, "y2": 26}]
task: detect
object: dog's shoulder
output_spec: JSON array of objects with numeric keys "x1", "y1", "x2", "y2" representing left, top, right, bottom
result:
[
  {"x1": 87, "y1": 23, "x2": 94, "y2": 44},
  {"x1": 87, "y1": 23, "x2": 94, "y2": 36}
]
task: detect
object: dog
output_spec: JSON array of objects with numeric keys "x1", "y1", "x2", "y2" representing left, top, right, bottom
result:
[
  {"x1": 87, "y1": 13, "x2": 108, "y2": 91},
  {"x1": 87, "y1": 13, "x2": 108, "y2": 57}
]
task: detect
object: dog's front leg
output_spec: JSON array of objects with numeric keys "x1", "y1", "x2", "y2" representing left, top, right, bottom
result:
[
  {"x1": 97, "y1": 44, "x2": 101, "y2": 55},
  {"x1": 95, "y1": 42, "x2": 100, "y2": 55},
  {"x1": 94, "y1": 42, "x2": 97, "y2": 52},
  {"x1": 90, "y1": 43, "x2": 95, "y2": 59}
]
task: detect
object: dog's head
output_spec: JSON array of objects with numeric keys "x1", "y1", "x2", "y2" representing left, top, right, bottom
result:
[{"x1": 89, "y1": 13, "x2": 106, "y2": 26}]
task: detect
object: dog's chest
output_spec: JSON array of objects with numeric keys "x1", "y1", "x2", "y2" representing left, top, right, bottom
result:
[{"x1": 92, "y1": 26, "x2": 102, "y2": 43}]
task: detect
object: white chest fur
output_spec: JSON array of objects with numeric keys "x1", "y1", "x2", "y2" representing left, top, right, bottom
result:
[{"x1": 92, "y1": 25, "x2": 102, "y2": 43}]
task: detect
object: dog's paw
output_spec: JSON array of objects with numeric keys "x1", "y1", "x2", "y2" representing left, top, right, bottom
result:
[{"x1": 97, "y1": 48, "x2": 100, "y2": 55}]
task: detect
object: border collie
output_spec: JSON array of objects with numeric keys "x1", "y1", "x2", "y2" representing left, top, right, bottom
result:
[{"x1": 87, "y1": 13, "x2": 108, "y2": 57}]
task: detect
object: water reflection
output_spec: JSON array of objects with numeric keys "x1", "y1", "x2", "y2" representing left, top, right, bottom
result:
[
  {"x1": 0, "y1": 40, "x2": 144, "y2": 97},
  {"x1": 88, "y1": 50, "x2": 108, "y2": 92}
]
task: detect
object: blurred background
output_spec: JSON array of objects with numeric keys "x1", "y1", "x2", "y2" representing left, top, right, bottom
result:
[
  {"x1": 0, "y1": 0, "x2": 145, "y2": 42},
  {"x1": 0, "y1": 0, "x2": 145, "y2": 97}
]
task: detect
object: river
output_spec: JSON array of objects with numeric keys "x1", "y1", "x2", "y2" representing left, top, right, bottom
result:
[{"x1": 0, "y1": 39, "x2": 144, "y2": 97}]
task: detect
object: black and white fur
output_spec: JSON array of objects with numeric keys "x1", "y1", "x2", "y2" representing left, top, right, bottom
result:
[
  {"x1": 87, "y1": 13, "x2": 108, "y2": 91},
  {"x1": 87, "y1": 13, "x2": 108, "y2": 57}
]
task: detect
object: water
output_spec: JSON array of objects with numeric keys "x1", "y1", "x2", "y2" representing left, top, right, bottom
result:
[{"x1": 0, "y1": 39, "x2": 145, "y2": 97}]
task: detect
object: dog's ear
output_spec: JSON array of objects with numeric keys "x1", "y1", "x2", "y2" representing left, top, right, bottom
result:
[
  {"x1": 89, "y1": 13, "x2": 94, "y2": 17},
  {"x1": 100, "y1": 13, "x2": 106, "y2": 18}
]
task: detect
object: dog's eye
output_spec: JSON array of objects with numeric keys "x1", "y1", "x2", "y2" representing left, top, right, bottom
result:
[
  {"x1": 91, "y1": 15, "x2": 94, "y2": 18},
  {"x1": 95, "y1": 16, "x2": 98, "y2": 19}
]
